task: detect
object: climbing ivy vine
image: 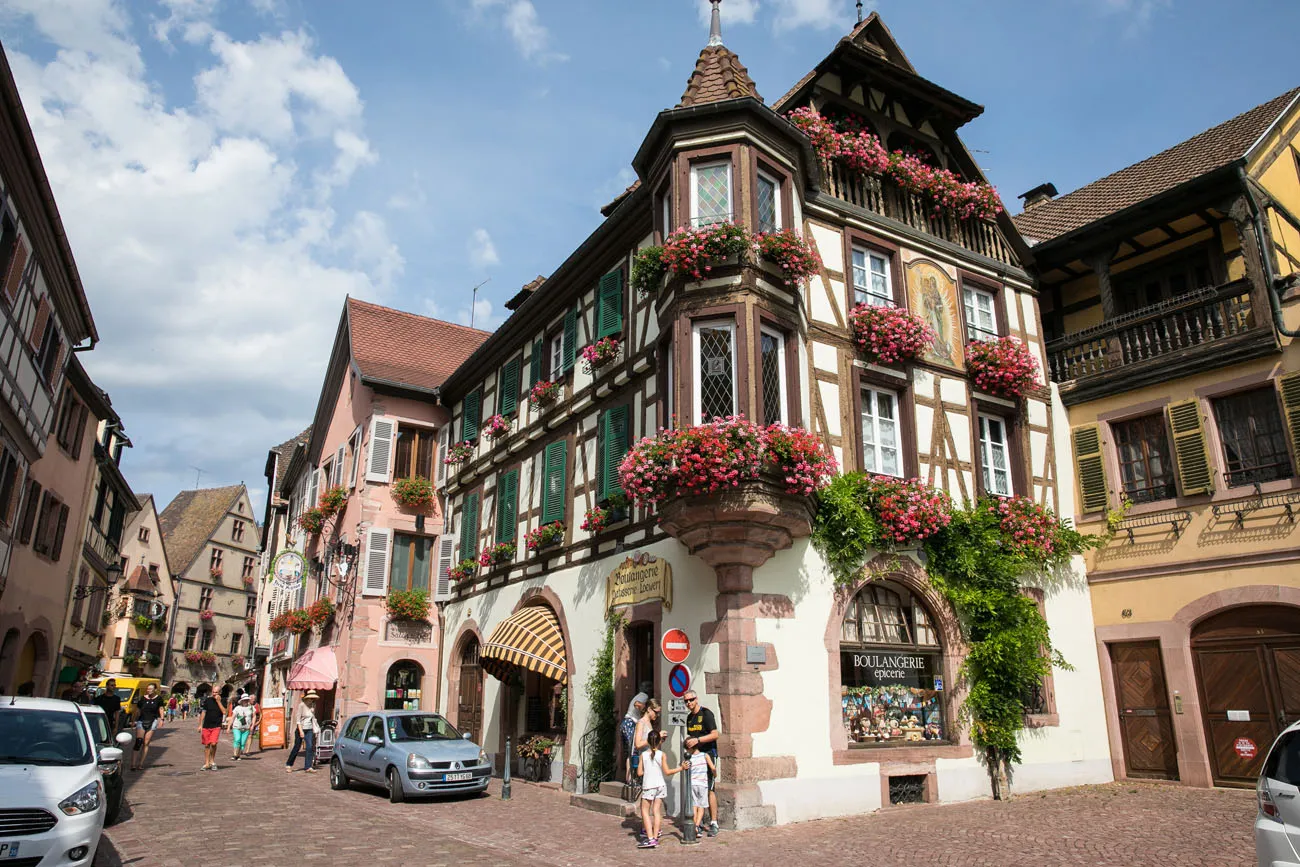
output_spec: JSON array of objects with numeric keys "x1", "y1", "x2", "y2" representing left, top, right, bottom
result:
[{"x1": 581, "y1": 614, "x2": 622, "y2": 787}]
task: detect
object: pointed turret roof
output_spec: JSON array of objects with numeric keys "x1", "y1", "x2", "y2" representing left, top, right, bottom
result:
[{"x1": 677, "y1": 0, "x2": 761, "y2": 108}]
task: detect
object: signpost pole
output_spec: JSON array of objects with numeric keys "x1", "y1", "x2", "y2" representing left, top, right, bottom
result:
[{"x1": 680, "y1": 720, "x2": 697, "y2": 844}]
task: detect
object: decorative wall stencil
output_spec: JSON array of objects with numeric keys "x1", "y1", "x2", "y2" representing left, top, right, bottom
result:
[{"x1": 906, "y1": 259, "x2": 963, "y2": 369}]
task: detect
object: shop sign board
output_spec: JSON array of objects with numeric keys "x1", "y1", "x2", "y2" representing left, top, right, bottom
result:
[
  {"x1": 668, "y1": 664, "x2": 691, "y2": 698},
  {"x1": 271, "y1": 550, "x2": 306, "y2": 591},
  {"x1": 259, "y1": 705, "x2": 286, "y2": 749},
  {"x1": 661, "y1": 628, "x2": 690, "y2": 664},
  {"x1": 607, "y1": 555, "x2": 672, "y2": 612}
]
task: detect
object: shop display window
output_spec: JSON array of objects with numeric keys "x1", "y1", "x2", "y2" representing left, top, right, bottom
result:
[{"x1": 385, "y1": 659, "x2": 424, "y2": 711}]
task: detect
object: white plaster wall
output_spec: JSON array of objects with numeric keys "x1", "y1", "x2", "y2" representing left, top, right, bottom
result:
[
  {"x1": 812, "y1": 341, "x2": 837, "y2": 372},
  {"x1": 1003, "y1": 286, "x2": 1022, "y2": 332},
  {"x1": 938, "y1": 375, "x2": 968, "y2": 407}
]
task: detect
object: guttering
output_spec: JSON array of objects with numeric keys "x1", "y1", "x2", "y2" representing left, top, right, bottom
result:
[
  {"x1": 1238, "y1": 165, "x2": 1300, "y2": 337},
  {"x1": 358, "y1": 375, "x2": 442, "y2": 400}
]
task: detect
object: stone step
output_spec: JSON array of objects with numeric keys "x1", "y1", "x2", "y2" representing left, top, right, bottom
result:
[
  {"x1": 598, "y1": 780, "x2": 632, "y2": 800},
  {"x1": 570, "y1": 791, "x2": 636, "y2": 818}
]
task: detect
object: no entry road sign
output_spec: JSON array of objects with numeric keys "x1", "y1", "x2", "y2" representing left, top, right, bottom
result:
[
  {"x1": 668, "y1": 663, "x2": 692, "y2": 698},
  {"x1": 661, "y1": 628, "x2": 690, "y2": 664}
]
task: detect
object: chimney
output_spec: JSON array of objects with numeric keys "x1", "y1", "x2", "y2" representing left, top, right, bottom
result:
[{"x1": 1019, "y1": 182, "x2": 1058, "y2": 210}]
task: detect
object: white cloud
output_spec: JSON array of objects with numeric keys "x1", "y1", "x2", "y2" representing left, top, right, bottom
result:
[
  {"x1": 0, "y1": 0, "x2": 395, "y2": 503},
  {"x1": 470, "y1": 0, "x2": 567, "y2": 63},
  {"x1": 1098, "y1": 0, "x2": 1171, "y2": 34},
  {"x1": 426, "y1": 295, "x2": 500, "y2": 332},
  {"x1": 694, "y1": 0, "x2": 847, "y2": 33},
  {"x1": 468, "y1": 227, "x2": 500, "y2": 268}
]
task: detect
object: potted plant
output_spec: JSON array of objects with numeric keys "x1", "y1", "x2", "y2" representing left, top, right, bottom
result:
[
  {"x1": 529, "y1": 380, "x2": 561, "y2": 408},
  {"x1": 448, "y1": 558, "x2": 477, "y2": 584},
  {"x1": 319, "y1": 485, "x2": 348, "y2": 518},
  {"x1": 631, "y1": 245, "x2": 667, "y2": 297},
  {"x1": 516, "y1": 734, "x2": 557, "y2": 782},
  {"x1": 144, "y1": 652, "x2": 162, "y2": 667},
  {"x1": 580, "y1": 337, "x2": 621, "y2": 375},
  {"x1": 199, "y1": 609, "x2": 214, "y2": 621},
  {"x1": 392, "y1": 475, "x2": 435, "y2": 511},
  {"x1": 483, "y1": 413, "x2": 512, "y2": 441},
  {"x1": 306, "y1": 597, "x2": 335, "y2": 630},
  {"x1": 848, "y1": 304, "x2": 936, "y2": 365},
  {"x1": 478, "y1": 542, "x2": 516, "y2": 569},
  {"x1": 523, "y1": 521, "x2": 564, "y2": 553},
  {"x1": 200, "y1": 651, "x2": 217, "y2": 665},
  {"x1": 444, "y1": 440, "x2": 475, "y2": 466},
  {"x1": 580, "y1": 506, "x2": 611, "y2": 534},
  {"x1": 965, "y1": 336, "x2": 1040, "y2": 400},
  {"x1": 133, "y1": 613, "x2": 153, "y2": 632},
  {"x1": 242, "y1": 575, "x2": 255, "y2": 587},
  {"x1": 298, "y1": 508, "x2": 325, "y2": 536},
  {"x1": 209, "y1": 566, "x2": 224, "y2": 582},
  {"x1": 230, "y1": 654, "x2": 246, "y2": 669},
  {"x1": 245, "y1": 616, "x2": 256, "y2": 628},
  {"x1": 386, "y1": 589, "x2": 431, "y2": 622},
  {"x1": 661, "y1": 222, "x2": 750, "y2": 281},
  {"x1": 754, "y1": 229, "x2": 822, "y2": 285},
  {"x1": 122, "y1": 653, "x2": 141, "y2": 668}
]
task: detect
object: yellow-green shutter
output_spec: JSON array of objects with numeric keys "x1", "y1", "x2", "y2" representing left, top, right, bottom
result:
[
  {"x1": 1167, "y1": 399, "x2": 1214, "y2": 496},
  {"x1": 1070, "y1": 424, "x2": 1109, "y2": 514},
  {"x1": 1277, "y1": 372, "x2": 1300, "y2": 468}
]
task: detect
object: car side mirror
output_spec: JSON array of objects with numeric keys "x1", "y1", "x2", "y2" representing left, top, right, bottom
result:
[
  {"x1": 98, "y1": 747, "x2": 124, "y2": 764},
  {"x1": 115, "y1": 732, "x2": 134, "y2": 747},
  {"x1": 462, "y1": 732, "x2": 472, "y2": 740},
  {"x1": 366, "y1": 736, "x2": 383, "y2": 746}
]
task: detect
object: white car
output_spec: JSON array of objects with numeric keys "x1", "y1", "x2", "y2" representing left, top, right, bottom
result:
[
  {"x1": 0, "y1": 696, "x2": 124, "y2": 866},
  {"x1": 1257, "y1": 720, "x2": 1300, "y2": 867}
]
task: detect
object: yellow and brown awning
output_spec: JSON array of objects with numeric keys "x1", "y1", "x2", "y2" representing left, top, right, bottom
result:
[{"x1": 481, "y1": 605, "x2": 568, "y2": 685}]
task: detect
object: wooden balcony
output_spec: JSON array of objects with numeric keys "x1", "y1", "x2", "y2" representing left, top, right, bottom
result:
[
  {"x1": 819, "y1": 158, "x2": 1018, "y2": 266},
  {"x1": 1046, "y1": 279, "x2": 1278, "y2": 403}
]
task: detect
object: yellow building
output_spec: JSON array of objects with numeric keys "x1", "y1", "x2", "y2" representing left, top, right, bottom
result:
[{"x1": 1015, "y1": 87, "x2": 1300, "y2": 789}]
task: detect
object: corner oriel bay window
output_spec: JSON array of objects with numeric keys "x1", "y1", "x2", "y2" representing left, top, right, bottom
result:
[
  {"x1": 690, "y1": 161, "x2": 731, "y2": 227},
  {"x1": 1113, "y1": 414, "x2": 1176, "y2": 503},
  {"x1": 391, "y1": 532, "x2": 434, "y2": 592},
  {"x1": 693, "y1": 321, "x2": 735, "y2": 422},
  {"x1": 394, "y1": 425, "x2": 436, "y2": 481},
  {"x1": 756, "y1": 171, "x2": 781, "y2": 234},
  {"x1": 979, "y1": 414, "x2": 1012, "y2": 497},
  {"x1": 840, "y1": 581, "x2": 945, "y2": 745},
  {"x1": 861, "y1": 387, "x2": 901, "y2": 477},
  {"x1": 759, "y1": 328, "x2": 786, "y2": 426},
  {"x1": 852, "y1": 247, "x2": 892, "y2": 307},
  {"x1": 962, "y1": 284, "x2": 998, "y2": 343},
  {"x1": 1212, "y1": 387, "x2": 1294, "y2": 487}
]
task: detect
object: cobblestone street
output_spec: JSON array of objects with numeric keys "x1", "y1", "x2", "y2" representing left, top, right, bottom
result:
[{"x1": 95, "y1": 725, "x2": 1258, "y2": 866}]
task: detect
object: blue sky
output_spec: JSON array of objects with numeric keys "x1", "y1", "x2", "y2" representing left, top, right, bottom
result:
[{"x1": 0, "y1": 0, "x2": 1295, "y2": 514}]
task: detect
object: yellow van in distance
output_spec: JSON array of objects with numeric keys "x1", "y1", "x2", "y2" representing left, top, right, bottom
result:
[{"x1": 90, "y1": 676, "x2": 164, "y2": 719}]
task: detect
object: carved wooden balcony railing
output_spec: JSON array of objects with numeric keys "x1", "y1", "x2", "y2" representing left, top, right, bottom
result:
[
  {"x1": 1046, "y1": 280, "x2": 1258, "y2": 384},
  {"x1": 820, "y1": 158, "x2": 1017, "y2": 266}
]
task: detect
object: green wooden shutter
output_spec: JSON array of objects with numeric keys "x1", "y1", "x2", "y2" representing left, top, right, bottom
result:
[
  {"x1": 462, "y1": 389, "x2": 481, "y2": 441},
  {"x1": 541, "y1": 441, "x2": 567, "y2": 524},
  {"x1": 495, "y1": 469, "x2": 518, "y2": 544},
  {"x1": 596, "y1": 269, "x2": 624, "y2": 339},
  {"x1": 600, "y1": 405, "x2": 629, "y2": 500},
  {"x1": 1070, "y1": 424, "x2": 1109, "y2": 514},
  {"x1": 561, "y1": 307, "x2": 578, "y2": 373},
  {"x1": 460, "y1": 492, "x2": 480, "y2": 555},
  {"x1": 1167, "y1": 400, "x2": 1213, "y2": 496},
  {"x1": 499, "y1": 358, "x2": 521, "y2": 417},
  {"x1": 1277, "y1": 372, "x2": 1300, "y2": 465},
  {"x1": 529, "y1": 338, "x2": 543, "y2": 387}
]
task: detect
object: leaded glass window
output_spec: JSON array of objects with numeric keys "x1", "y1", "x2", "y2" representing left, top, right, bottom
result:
[
  {"x1": 861, "y1": 388, "x2": 901, "y2": 477},
  {"x1": 760, "y1": 329, "x2": 785, "y2": 425},
  {"x1": 691, "y1": 162, "x2": 731, "y2": 227},
  {"x1": 694, "y1": 322, "x2": 735, "y2": 422},
  {"x1": 757, "y1": 172, "x2": 779, "y2": 233},
  {"x1": 852, "y1": 248, "x2": 893, "y2": 307}
]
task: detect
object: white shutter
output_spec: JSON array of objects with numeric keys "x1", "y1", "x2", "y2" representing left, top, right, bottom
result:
[
  {"x1": 435, "y1": 425, "x2": 449, "y2": 488},
  {"x1": 361, "y1": 527, "x2": 392, "y2": 596},
  {"x1": 434, "y1": 537, "x2": 455, "y2": 602},
  {"x1": 309, "y1": 469, "x2": 320, "y2": 508},
  {"x1": 334, "y1": 445, "x2": 344, "y2": 486},
  {"x1": 366, "y1": 416, "x2": 396, "y2": 483},
  {"x1": 350, "y1": 426, "x2": 363, "y2": 488}
]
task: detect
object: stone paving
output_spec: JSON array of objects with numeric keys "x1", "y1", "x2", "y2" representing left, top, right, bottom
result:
[{"x1": 96, "y1": 724, "x2": 1258, "y2": 866}]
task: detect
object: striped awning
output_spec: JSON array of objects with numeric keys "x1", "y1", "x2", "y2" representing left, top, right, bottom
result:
[{"x1": 481, "y1": 606, "x2": 568, "y2": 685}]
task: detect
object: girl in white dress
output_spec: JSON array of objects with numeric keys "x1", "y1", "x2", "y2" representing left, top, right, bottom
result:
[{"x1": 636, "y1": 730, "x2": 682, "y2": 848}]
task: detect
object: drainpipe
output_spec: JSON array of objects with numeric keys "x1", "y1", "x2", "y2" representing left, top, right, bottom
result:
[
  {"x1": 1238, "y1": 165, "x2": 1300, "y2": 337},
  {"x1": 433, "y1": 599, "x2": 446, "y2": 714}
]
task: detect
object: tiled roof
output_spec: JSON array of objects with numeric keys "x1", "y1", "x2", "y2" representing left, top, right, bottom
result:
[
  {"x1": 600, "y1": 182, "x2": 640, "y2": 217},
  {"x1": 269, "y1": 427, "x2": 311, "y2": 494},
  {"x1": 678, "y1": 45, "x2": 762, "y2": 108},
  {"x1": 158, "y1": 485, "x2": 244, "y2": 575},
  {"x1": 124, "y1": 565, "x2": 156, "y2": 594},
  {"x1": 346, "y1": 298, "x2": 490, "y2": 392},
  {"x1": 1014, "y1": 88, "x2": 1300, "y2": 244}
]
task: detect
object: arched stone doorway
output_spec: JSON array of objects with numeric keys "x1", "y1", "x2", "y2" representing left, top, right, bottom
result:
[
  {"x1": 0, "y1": 628, "x2": 19, "y2": 692},
  {"x1": 14, "y1": 631, "x2": 49, "y2": 695},
  {"x1": 1191, "y1": 604, "x2": 1300, "y2": 786},
  {"x1": 456, "y1": 638, "x2": 483, "y2": 742}
]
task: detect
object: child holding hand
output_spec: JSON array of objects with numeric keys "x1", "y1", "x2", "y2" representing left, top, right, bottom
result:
[{"x1": 637, "y1": 730, "x2": 683, "y2": 849}]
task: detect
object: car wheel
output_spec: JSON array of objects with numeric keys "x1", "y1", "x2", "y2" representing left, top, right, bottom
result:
[
  {"x1": 387, "y1": 767, "x2": 405, "y2": 803},
  {"x1": 330, "y1": 758, "x2": 349, "y2": 791}
]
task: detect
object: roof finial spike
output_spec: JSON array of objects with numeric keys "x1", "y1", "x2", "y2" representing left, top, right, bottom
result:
[
  {"x1": 707, "y1": 0, "x2": 723, "y2": 47},
  {"x1": 856, "y1": 0, "x2": 864, "y2": 24}
]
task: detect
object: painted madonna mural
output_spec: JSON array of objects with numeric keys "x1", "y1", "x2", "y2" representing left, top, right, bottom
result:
[{"x1": 840, "y1": 581, "x2": 946, "y2": 745}]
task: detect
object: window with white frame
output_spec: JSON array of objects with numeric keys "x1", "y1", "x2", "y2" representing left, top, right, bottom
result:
[
  {"x1": 549, "y1": 333, "x2": 564, "y2": 379},
  {"x1": 690, "y1": 161, "x2": 731, "y2": 227},
  {"x1": 661, "y1": 191, "x2": 672, "y2": 238},
  {"x1": 693, "y1": 322, "x2": 736, "y2": 422},
  {"x1": 963, "y1": 285, "x2": 998, "y2": 342},
  {"x1": 979, "y1": 414, "x2": 1012, "y2": 496},
  {"x1": 851, "y1": 248, "x2": 893, "y2": 307},
  {"x1": 756, "y1": 171, "x2": 781, "y2": 234},
  {"x1": 759, "y1": 328, "x2": 786, "y2": 426},
  {"x1": 861, "y1": 387, "x2": 902, "y2": 477}
]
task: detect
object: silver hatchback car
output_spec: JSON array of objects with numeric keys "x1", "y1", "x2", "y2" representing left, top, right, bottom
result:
[
  {"x1": 1256, "y1": 720, "x2": 1300, "y2": 866},
  {"x1": 330, "y1": 711, "x2": 491, "y2": 802}
]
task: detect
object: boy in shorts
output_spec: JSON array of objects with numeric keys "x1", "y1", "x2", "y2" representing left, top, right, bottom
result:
[{"x1": 682, "y1": 741, "x2": 716, "y2": 838}]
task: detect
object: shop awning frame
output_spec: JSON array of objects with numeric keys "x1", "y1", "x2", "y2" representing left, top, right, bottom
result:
[
  {"x1": 286, "y1": 646, "x2": 338, "y2": 691},
  {"x1": 481, "y1": 605, "x2": 568, "y2": 685}
]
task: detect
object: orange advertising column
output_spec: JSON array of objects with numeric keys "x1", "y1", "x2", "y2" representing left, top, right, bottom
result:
[{"x1": 260, "y1": 700, "x2": 286, "y2": 749}]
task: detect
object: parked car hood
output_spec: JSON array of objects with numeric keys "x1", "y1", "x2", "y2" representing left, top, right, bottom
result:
[
  {"x1": 0, "y1": 762, "x2": 99, "y2": 810},
  {"x1": 404, "y1": 739, "x2": 484, "y2": 761}
]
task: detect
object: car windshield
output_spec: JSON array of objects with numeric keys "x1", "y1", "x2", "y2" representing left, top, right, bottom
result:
[
  {"x1": 386, "y1": 714, "x2": 461, "y2": 742},
  {"x1": 0, "y1": 709, "x2": 92, "y2": 765}
]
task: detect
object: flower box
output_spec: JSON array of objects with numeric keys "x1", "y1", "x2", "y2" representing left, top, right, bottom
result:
[
  {"x1": 483, "y1": 413, "x2": 512, "y2": 441},
  {"x1": 447, "y1": 558, "x2": 477, "y2": 584},
  {"x1": 386, "y1": 589, "x2": 430, "y2": 622},
  {"x1": 319, "y1": 485, "x2": 348, "y2": 518},
  {"x1": 122, "y1": 654, "x2": 141, "y2": 667},
  {"x1": 529, "y1": 380, "x2": 561, "y2": 408},
  {"x1": 392, "y1": 475, "x2": 435, "y2": 511},
  {"x1": 580, "y1": 338, "x2": 621, "y2": 375},
  {"x1": 144, "y1": 653, "x2": 161, "y2": 666},
  {"x1": 244, "y1": 616, "x2": 256, "y2": 628},
  {"x1": 755, "y1": 229, "x2": 822, "y2": 286},
  {"x1": 231, "y1": 655, "x2": 246, "y2": 669},
  {"x1": 965, "y1": 337, "x2": 1040, "y2": 400},
  {"x1": 209, "y1": 567, "x2": 224, "y2": 582},
  {"x1": 133, "y1": 614, "x2": 154, "y2": 632},
  {"x1": 444, "y1": 440, "x2": 475, "y2": 466},
  {"x1": 848, "y1": 304, "x2": 935, "y2": 365},
  {"x1": 989, "y1": 496, "x2": 1063, "y2": 561},
  {"x1": 580, "y1": 506, "x2": 611, "y2": 533},
  {"x1": 662, "y1": 222, "x2": 750, "y2": 281},
  {"x1": 199, "y1": 609, "x2": 214, "y2": 621},
  {"x1": 478, "y1": 542, "x2": 516, "y2": 568},
  {"x1": 524, "y1": 521, "x2": 565, "y2": 553},
  {"x1": 242, "y1": 575, "x2": 255, "y2": 587},
  {"x1": 632, "y1": 246, "x2": 667, "y2": 297},
  {"x1": 298, "y1": 508, "x2": 325, "y2": 536}
]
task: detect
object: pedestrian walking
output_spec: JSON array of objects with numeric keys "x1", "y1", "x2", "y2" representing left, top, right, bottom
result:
[
  {"x1": 230, "y1": 695, "x2": 256, "y2": 761},
  {"x1": 285, "y1": 691, "x2": 320, "y2": 773},
  {"x1": 166, "y1": 694, "x2": 178, "y2": 722},
  {"x1": 196, "y1": 683, "x2": 228, "y2": 771},
  {"x1": 181, "y1": 697, "x2": 190, "y2": 720},
  {"x1": 95, "y1": 678, "x2": 123, "y2": 734},
  {"x1": 684, "y1": 691, "x2": 721, "y2": 837},
  {"x1": 621, "y1": 691, "x2": 647, "y2": 783},
  {"x1": 681, "y1": 740, "x2": 716, "y2": 838},
  {"x1": 636, "y1": 730, "x2": 683, "y2": 849},
  {"x1": 130, "y1": 683, "x2": 165, "y2": 771}
]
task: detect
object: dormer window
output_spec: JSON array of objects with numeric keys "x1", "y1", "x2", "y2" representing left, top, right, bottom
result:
[
  {"x1": 756, "y1": 171, "x2": 781, "y2": 233},
  {"x1": 690, "y1": 161, "x2": 731, "y2": 227}
]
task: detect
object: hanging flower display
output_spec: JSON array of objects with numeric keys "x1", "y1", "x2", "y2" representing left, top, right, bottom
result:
[
  {"x1": 231, "y1": 654, "x2": 247, "y2": 669},
  {"x1": 529, "y1": 380, "x2": 561, "y2": 408},
  {"x1": 870, "y1": 477, "x2": 954, "y2": 545},
  {"x1": 209, "y1": 567, "x2": 224, "y2": 581},
  {"x1": 297, "y1": 508, "x2": 325, "y2": 536},
  {"x1": 242, "y1": 575, "x2": 255, "y2": 587},
  {"x1": 763, "y1": 424, "x2": 841, "y2": 497},
  {"x1": 385, "y1": 589, "x2": 430, "y2": 622},
  {"x1": 478, "y1": 542, "x2": 516, "y2": 568},
  {"x1": 392, "y1": 475, "x2": 436, "y2": 511},
  {"x1": 661, "y1": 222, "x2": 750, "y2": 281},
  {"x1": 244, "y1": 616, "x2": 256, "y2": 628},
  {"x1": 580, "y1": 506, "x2": 611, "y2": 533},
  {"x1": 524, "y1": 521, "x2": 565, "y2": 552},
  {"x1": 483, "y1": 414, "x2": 512, "y2": 441},
  {"x1": 632, "y1": 245, "x2": 668, "y2": 296},
  {"x1": 448, "y1": 559, "x2": 477, "y2": 584},
  {"x1": 306, "y1": 597, "x2": 334, "y2": 629},
  {"x1": 580, "y1": 337, "x2": 621, "y2": 374},
  {"x1": 848, "y1": 304, "x2": 936, "y2": 365},
  {"x1": 444, "y1": 440, "x2": 475, "y2": 465},
  {"x1": 988, "y1": 496, "x2": 1067, "y2": 561},
  {"x1": 965, "y1": 337, "x2": 1041, "y2": 400},
  {"x1": 754, "y1": 229, "x2": 822, "y2": 285},
  {"x1": 199, "y1": 609, "x2": 214, "y2": 621},
  {"x1": 319, "y1": 485, "x2": 348, "y2": 518}
]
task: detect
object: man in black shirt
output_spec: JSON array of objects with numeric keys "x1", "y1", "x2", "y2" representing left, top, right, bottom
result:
[
  {"x1": 95, "y1": 678, "x2": 123, "y2": 733},
  {"x1": 683, "y1": 691, "x2": 720, "y2": 836}
]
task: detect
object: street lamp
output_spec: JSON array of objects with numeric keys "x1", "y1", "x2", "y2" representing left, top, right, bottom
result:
[{"x1": 72, "y1": 561, "x2": 124, "y2": 599}]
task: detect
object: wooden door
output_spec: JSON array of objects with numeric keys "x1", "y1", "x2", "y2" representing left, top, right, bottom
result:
[
  {"x1": 457, "y1": 640, "x2": 483, "y2": 743},
  {"x1": 1194, "y1": 646, "x2": 1276, "y2": 785},
  {"x1": 1110, "y1": 641, "x2": 1179, "y2": 780},
  {"x1": 1274, "y1": 647, "x2": 1300, "y2": 729}
]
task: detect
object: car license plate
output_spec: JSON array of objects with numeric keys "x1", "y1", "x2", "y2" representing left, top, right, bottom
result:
[
  {"x1": 0, "y1": 841, "x2": 19, "y2": 858},
  {"x1": 444, "y1": 772, "x2": 472, "y2": 782}
]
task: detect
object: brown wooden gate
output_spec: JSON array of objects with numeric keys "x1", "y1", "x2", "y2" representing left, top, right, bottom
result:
[
  {"x1": 457, "y1": 639, "x2": 483, "y2": 743},
  {"x1": 1193, "y1": 606, "x2": 1300, "y2": 787},
  {"x1": 1110, "y1": 641, "x2": 1179, "y2": 780}
]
